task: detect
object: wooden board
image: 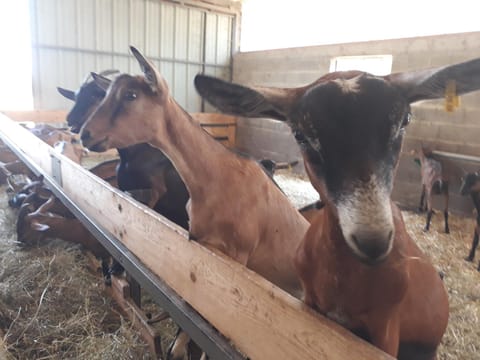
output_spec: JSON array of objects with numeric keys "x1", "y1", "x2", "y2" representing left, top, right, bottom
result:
[
  {"x1": 1, "y1": 110, "x2": 237, "y2": 148},
  {"x1": 1, "y1": 110, "x2": 68, "y2": 124},
  {"x1": 194, "y1": 113, "x2": 237, "y2": 148},
  {"x1": 0, "y1": 114, "x2": 392, "y2": 360}
]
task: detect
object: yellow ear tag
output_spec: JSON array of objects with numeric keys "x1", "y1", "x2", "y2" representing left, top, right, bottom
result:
[{"x1": 445, "y1": 79, "x2": 460, "y2": 112}]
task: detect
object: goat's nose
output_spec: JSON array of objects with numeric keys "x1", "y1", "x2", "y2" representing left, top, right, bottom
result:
[
  {"x1": 80, "y1": 129, "x2": 91, "y2": 144},
  {"x1": 351, "y1": 230, "x2": 393, "y2": 264}
]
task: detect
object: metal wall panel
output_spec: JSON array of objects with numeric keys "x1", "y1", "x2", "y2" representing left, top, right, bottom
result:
[{"x1": 30, "y1": 0, "x2": 235, "y2": 111}]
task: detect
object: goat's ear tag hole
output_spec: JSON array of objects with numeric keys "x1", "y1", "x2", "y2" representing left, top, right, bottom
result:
[{"x1": 445, "y1": 79, "x2": 460, "y2": 113}]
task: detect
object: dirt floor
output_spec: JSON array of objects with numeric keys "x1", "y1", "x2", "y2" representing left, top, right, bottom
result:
[{"x1": 0, "y1": 166, "x2": 478, "y2": 359}]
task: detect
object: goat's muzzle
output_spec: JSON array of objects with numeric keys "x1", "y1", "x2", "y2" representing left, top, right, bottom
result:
[
  {"x1": 336, "y1": 181, "x2": 395, "y2": 264},
  {"x1": 80, "y1": 130, "x2": 108, "y2": 152},
  {"x1": 350, "y1": 230, "x2": 393, "y2": 265}
]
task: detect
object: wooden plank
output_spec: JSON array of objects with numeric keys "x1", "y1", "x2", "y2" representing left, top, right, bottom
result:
[
  {"x1": 1, "y1": 110, "x2": 237, "y2": 149},
  {"x1": 1, "y1": 110, "x2": 68, "y2": 123},
  {"x1": 192, "y1": 112, "x2": 237, "y2": 126},
  {"x1": 107, "y1": 276, "x2": 163, "y2": 358},
  {"x1": 85, "y1": 253, "x2": 162, "y2": 358},
  {"x1": 202, "y1": 126, "x2": 235, "y2": 148},
  {"x1": 0, "y1": 114, "x2": 392, "y2": 360},
  {"x1": 0, "y1": 111, "x2": 236, "y2": 127}
]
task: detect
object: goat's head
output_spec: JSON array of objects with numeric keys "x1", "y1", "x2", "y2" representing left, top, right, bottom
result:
[
  {"x1": 460, "y1": 172, "x2": 480, "y2": 196},
  {"x1": 58, "y1": 71, "x2": 118, "y2": 133},
  {"x1": 17, "y1": 195, "x2": 60, "y2": 245},
  {"x1": 195, "y1": 58, "x2": 480, "y2": 264},
  {"x1": 80, "y1": 47, "x2": 170, "y2": 152},
  {"x1": 53, "y1": 138, "x2": 88, "y2": 164},
  {"x1": 17, "y1": 201, "x2": 42, "y2": 245},
  {"x1": 58, "y1": 81, "x2": 107, "y2": 134}
]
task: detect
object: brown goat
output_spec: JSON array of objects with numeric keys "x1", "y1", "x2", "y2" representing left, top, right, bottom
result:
[
  {"x1": 193, "y1": 57, "x2": 480, "y2": 358},
  {"x1": 80, "y1": 48, "x2": 309, "y2": 360},
  {"x1": 415, "y1": 147, "x2": 450, "y2": 233},
  {"x1": 17, "y1": 195, "x2": 111, "y2": 278},
  {"x1": 53, "y1": 139, "x2": 88, "y2": 164},
  {"x1": 460, "y1": 172, "x2": 480, "y2": 271},
  {"x1": 0, "y1": 145, "x2": 20, "y2": 163},
  {"x1": 80, "y1": 46, "x2": 309, "y2": 299}
]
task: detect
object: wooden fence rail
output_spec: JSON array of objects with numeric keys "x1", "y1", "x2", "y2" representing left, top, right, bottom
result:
[{"x1": 0, "y1": 113, "x2": 392, "y2": 360}]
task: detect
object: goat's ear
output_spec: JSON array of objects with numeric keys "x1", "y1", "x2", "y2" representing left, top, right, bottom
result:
[
  {"x1": 98, "y1": 69, "x2": 119, "y2": 77},
  {"x1": 31, "y1": 221, "x2": 49, "y2": 232},
  {"x1": 387, "y1": 57, "x2": 480, "y2": 103},
  {"x1": 130, "y1": 46, "x2": 166, "y2": 94},
  {"x1": 194, "y1": 75, "x2": 295, "y2": 121},
  {"x1": 57, "y1": 87, "x2": 76, "y2": 101},
  {"x1": 91, "y1": 72, "x2": 111, "y2": 91}
]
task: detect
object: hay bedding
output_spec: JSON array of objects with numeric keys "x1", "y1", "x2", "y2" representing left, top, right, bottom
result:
[
  {"x1": 0, "y1": 164, "x2": 478, "y2": 359},
  {"x1": 0, "y1": 185, "x2": 180, "y2": 359}
]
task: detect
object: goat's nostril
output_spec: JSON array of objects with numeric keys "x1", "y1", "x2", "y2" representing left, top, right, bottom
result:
[
  {"x1": 81, "y1": 130, "x2": 91, "y2": 143},
  {"x1": 351, "y1": 233, "x2": 391, "y2": 263}
]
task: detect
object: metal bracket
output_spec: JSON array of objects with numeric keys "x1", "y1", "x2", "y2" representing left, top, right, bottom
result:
[{"x1": 51, "y1": 155, "x2": 63, "y2": 186}]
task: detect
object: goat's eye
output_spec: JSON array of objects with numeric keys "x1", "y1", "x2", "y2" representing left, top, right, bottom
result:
[
  {"x1": 401, "y1": 113, "x2": 412, "y2": 128},
  {"x1": 294, "y1": 131, "x2": 306, "y2": 143},
  {"x1": 124, "y1": 90, "x2": 137, "y2": 101}
]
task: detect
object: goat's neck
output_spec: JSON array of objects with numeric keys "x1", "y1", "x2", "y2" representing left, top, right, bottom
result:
[
  {"x1": 320, "y1": 204, "x2": 351, "y2": 252},
  {"x1": 148, "y1": 99, "x2": 232, "y2": 196}
]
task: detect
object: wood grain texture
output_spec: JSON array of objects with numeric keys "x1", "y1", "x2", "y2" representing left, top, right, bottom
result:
[
  {"x1": 1, "y1": 110, "x2": 68, "y2": 123},
  {"x1": 0, "y1": 113, "x2": 392, "y2": 360}
]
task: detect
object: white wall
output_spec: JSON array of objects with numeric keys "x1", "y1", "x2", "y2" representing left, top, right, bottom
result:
[
  {"x1": 0, "y1": 0, "x2": 33, "y2": 110},
  {"x1": 241, "y1": 0, "x2": 480, "y2": 51}
]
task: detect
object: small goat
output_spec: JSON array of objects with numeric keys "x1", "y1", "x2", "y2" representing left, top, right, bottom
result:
[
  {"x1": 460, "y1": 172, "x2": 480, "y2": 271},
  {"x1": 0, "y1": 145, "x2": 20, "y2": 163},
  {"x1": 415, "y1": 147, "x2": 450, "y2": 233},
  {"x1": 17, "y1": 195, "x2": 112, "y2": 279},
  {"x1": 193, "y1": 57, "x2": 480, "y2": 358}
]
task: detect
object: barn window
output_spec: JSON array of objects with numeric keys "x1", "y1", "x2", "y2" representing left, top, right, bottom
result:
[{"x1": 330, "y1": 55, "x2": 393, "y2": 75}]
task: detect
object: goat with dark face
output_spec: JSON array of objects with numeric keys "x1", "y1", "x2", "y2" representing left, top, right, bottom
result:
[
  {"x1": 58, "y1": 75, "x2": 190, "y2": 230},
  {"x1": 460, "y1": 172, "x2": 480, "y2": 271},
  {"x1": 58, "y1": 71, "x2": 117, "y2": 134},
  {"x1": 194, "y1": 58, "x2": 480, "y2": 358}
]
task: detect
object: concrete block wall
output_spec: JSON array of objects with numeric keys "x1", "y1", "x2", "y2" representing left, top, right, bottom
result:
[{"x1": 232, "y1": 31, "x2": 480, "y2": 214}]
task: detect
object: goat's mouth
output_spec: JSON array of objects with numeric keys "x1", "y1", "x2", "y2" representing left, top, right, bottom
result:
[
  {"x1": 70, "y1": 124, "x2": 81, "y2": 134},
  {"x1": 343, "y1": 230, "x2": 394, "y2": 266},
  {"x1": 351, "y1": 246, "x2": 391, "y2": 266},
  {"x1": 87, "y1": 137, "x2": 110, "y2": 152}
]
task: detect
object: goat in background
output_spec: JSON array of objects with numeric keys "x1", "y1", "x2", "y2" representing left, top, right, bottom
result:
[{"x1": 460, "y1": 172, "x2": 480, "y2": 271}]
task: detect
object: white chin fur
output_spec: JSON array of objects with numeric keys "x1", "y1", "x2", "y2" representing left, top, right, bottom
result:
[{"x1": 336, "y1": 178, "x2": 394, "y2": 259}]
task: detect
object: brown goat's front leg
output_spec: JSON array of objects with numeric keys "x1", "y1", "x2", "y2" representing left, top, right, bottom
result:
[
  {"x1": 465, "y1": 226, "x2": 479, "y2": 262},
  {"x1": 419, "y1": 185, "x2": 426, "y2": 212},
  {"x1": 424, "y1": 191, "x2": 433, "y2": 232}
]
